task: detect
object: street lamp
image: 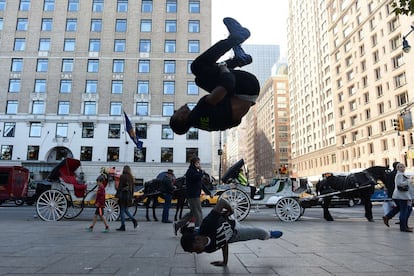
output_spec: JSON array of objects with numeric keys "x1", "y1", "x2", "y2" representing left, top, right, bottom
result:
[{"x1": 402, "y1": 25, "x2": 414, "y2": 53}]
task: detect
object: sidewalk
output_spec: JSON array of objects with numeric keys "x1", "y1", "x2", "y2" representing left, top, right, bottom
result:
[{"x1": 0, "y1": 205, "x2": 413, "y2": 275}]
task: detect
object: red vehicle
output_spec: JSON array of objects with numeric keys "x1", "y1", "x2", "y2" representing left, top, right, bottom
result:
[{"x1": 0, "y1": 166, "x2": 30, "y2": 206}]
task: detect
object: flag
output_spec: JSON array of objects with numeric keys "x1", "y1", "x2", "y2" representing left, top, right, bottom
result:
[{"x1": 124, "y1": 111, "x2": 143, "y2": 149}]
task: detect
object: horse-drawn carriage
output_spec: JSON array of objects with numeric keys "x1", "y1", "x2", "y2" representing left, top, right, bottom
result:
[
  {"x1": 0, "y1": 165, "x2": 30, "y2": 206},
  {"x1": 219, "y1": 159, "x2": 389, "y2": 222},
  {"x1": 35, "y1": 158, "x2": 121, "y2": 222},
  {"x1": 218, "y1": 159, "x2": 311, "y2": 222}
]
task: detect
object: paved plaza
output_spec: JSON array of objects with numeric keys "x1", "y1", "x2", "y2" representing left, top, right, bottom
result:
[{"x1": 0, "y1": 204, "x2": 413, "y2": 275}]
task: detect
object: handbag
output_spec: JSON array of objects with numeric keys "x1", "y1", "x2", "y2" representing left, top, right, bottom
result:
[{"x1": 397, "y1": 185, "x2": 409, "y2": 192}]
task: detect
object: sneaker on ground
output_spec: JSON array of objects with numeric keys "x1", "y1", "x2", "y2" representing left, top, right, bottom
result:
[
  {"x1": 86, "y1": 227, "x2": 93, "y2": 232},
  {"x1": 269, "y1": 230, "x2": 283, "y2": 239},
  {"x1": 102, "y1": 228, "x2": 110, "y2": 233},
  {"x1": 233, "y1": 45, "x2": 253, "y2": 67},
  {"x1": 223, "y1": 17, "x2": 250, "y2": 44}
]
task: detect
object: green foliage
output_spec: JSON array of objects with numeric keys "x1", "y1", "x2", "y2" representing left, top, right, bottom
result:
[{"x1": 392, "y1": 0, "x2": 414, "y2": 16}]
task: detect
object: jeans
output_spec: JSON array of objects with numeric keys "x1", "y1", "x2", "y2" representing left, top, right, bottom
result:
[
  {"x1": 119, "y1": 205, "x2": 134, "y2": 226},
  {"x1": 229, "y1": 222, "x2": 269, "y2": 243},
  {"x1": 393, "y1": 199, "x2": 411, "y2": 231},
  {"x1": 161, "y1": 193, "x2": 172, "y2": 222}
]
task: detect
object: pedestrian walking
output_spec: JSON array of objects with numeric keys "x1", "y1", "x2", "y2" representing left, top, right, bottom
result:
[
  {"x1": 116, "y1": 165, "x2": 137, "y2": 231},
  {"x1": 86, "y1": 175, "x2": 110, "y2": 232}
]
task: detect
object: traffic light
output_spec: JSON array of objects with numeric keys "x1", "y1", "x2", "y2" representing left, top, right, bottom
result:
[{"x1": 393, "y1": 116, "x2": 405, "y2": 131}]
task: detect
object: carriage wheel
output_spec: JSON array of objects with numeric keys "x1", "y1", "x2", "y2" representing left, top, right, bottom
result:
[
  {"x1": 219, "y1": 189, "x2": 250, "y2": 221},
  {"x1": 36, "y1": 189, "x2": 67, "y2": 221},
  {"x1": 105, "y1": 198, "x2": 120, "y2": 222},
  {"x1": 275, "y1": 197, "x2": 302, "y2": 222},
  {"x1": 63, "y1": 196, "x2": 84, "y2": 219}
]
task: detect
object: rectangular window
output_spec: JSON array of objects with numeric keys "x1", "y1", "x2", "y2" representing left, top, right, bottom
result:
[
  {"x1": 36, "y1": 59, "x2": 48, "y2": 72},
  {"x1": 80, "y1": 146, "x2": 92, "y2": 161},
  {"x1": 62, "y1": 59, "x2": 74, "y2": 72},
  {"x1": 6, "y1": 101, "x2": 18, "y2": 114},
  {"x1": 89, "y1": 39, "x2": 100, "y2": 52},
  {"x1": 188, "y1": 40, "x2": 200, "y2": 53},
  {"x1": 39, "y1": 38, "x2": 50, "y2": 52},
  {"x1": 20, "y1": 0, "x2": 30, "y2": 11},
  {"x1": 162, "y1": 102, "x2": 174, "y2": 116},
  {"x1": 110, "y1": 102, "x2": 122, "y2": 116},
  {"x1": 87, "y1": 59, "x2": 99, "y2": 72},
  {"x1": 0, "y1": 0, "x2": 6, "y2": 11},
  {"x1": 34, "y1": 79, "x2": 46, "y2": 93},
  {"x1": 91, "y1": 19, "x2": 102, "y2": 32},
  {"x1": 84, "y1": 101, "x2": 96, "y2": 115},
  {"x1": 117, "y1": 0, "x2": 128, "y2": 12},
  {"x1": 60, "y1": 80, "x2": 72, "y2": 93},
  {"x1": 58, "y1": 101, "x2": 70, "y2": 115},
  {"x1": 114, "y1": 39, "x2": 126, "y2": 52},
  {"x1": 138, "y1": 60, "x2": 150, "y2": 73},
  {"x1": 139, "y1": 39, "x2": 151, "y2": 53},
  {"x1": 166, "y1": 0, "x2": 177, "y2": 12},
  {"x1": 134, "y1": 148, "x2": 146, "y2": 162},
  {"x1": 17, "y1": 18, "x2": 28, "y2": 31},
  {"x1": 188, "y1": 20, "x2": 200, "y2": 33},
  {"x1": 164, "y1": 60, "x2": 176, "y2": 73},
  {"x1": 137, "y1": 80, "x2": 149, "y2": 94},
  {"x1": 187, "y1": 81, "x2": 198, "y2": 95},
  {"x1": 41, "y1": 18, "x2": 53, "y2": 31},
  {"x1": 64, "y1": 39, "x2": 76, "y2": 51},
  {"x1": 113, "y1": 59, "x2": 125, "y2": 73},
  {"x1": 111, "y1": 80, "x2": 123, "y2": 94},
  {"x1": 186, "y1": 148, "x2": 198, "y2": 161},
  {"x1": 3, "y1": 122, "x2": 16, "y2": 137},
  {"x1": 107, "y1": 147, "x2": 119, "y2": 162},
  {"x1": 29, "y1": 122, "x2": 42, "y2": 137},
  {"x1": 189, "y1": 1, "x2": 200, "y2": 13},
  {"x1": 136, "y1": 123, "x2": 147, "y2": 139},
  {"x1": 165, "y1": 20, "x2": 177, "y2": 32},
  {"x1": 11, "y1": 59, "x2": 23, "y2": 72},
  {"x1": 85, "y1": 80, "x2": 97, "y2": 93},
  {"x1": 163, "y1": 81, "x2": 175, "y2": 95},
  {"x1": 27, "y1": 145, "x2": 39, "y2": 160},
  {"x1": 0, "y1": 145, "x2": 13, "y2": 160},
  {"x1": 44, "y1": 0, "x2": 54, "y2": 11},
  {"x1": 68, "y1": 0, "x2": 79, "y2": 12},
  {"x1": 108, "y1": 124, "x2": 121, "y2": 138},
  {"x1": 32, "y1": 101, "x2": 45, "y2": 114},
  {"x1": 82, "y1": 122, "x2": 94, "y2": 138},
  {"x1": 39, "y1": 38, "x2": 51, "y2": 51},
  {"x1": 394, "y1": 72, "x2": 406, "y2": 88},
  {"x1": 142, "y1": 0, "x2": 152, "y2": 12},
  {"x1": 56, "y1": 123, "x2": 68, "y2": 138},
  {"x1": 66, "y1": 18, "x2": 77, "y2": 31},
  {"x1": 161, "y1": 147, "x2": 173, "y2": 162},
  {"x1": 9, "y1": 79, "x2": 21, "y2": 93},
  {"x1": 186, "y1": 128, "x2": 198, "y2": 140},
  {"x1": 92, "y1": 0, "x2": 104, "y2": 12},
  {"x1": 115, "y1": 19, "x2": 127, "y2": 32},
  {"x1": 162, "y1": 125, "x2": 173, "y2": 139},
  {"x1": 136, "y1": 102, "x2": 149, "y2": 116},
  {"x1": 140, "y1": 19, "x2": 152, "y2": 32},
  {"x1": 164, "y1": 40, "x2": 176, "y2": 53},
  {"x1": 14, "y1": 38, "x2": 26, "y2": 51}
]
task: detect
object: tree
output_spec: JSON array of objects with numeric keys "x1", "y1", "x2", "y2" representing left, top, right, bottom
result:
[{"x1": 392, "y1": 0, "x2": 414, "y2": 16}]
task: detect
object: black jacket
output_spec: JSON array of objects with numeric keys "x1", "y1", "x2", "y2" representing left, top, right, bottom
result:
[{"x1": 185, "y1": 165, "x2": 211, "y2": 198}]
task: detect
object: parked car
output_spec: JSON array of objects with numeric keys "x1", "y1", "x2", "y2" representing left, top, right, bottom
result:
[{"x1": 200, "y1": 189, "x2": 225, "y2": 207}]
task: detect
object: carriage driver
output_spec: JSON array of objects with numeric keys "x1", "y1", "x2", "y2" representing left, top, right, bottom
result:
[{"x1": 180, "y1": 198, "x2": 283, "y2": 266}]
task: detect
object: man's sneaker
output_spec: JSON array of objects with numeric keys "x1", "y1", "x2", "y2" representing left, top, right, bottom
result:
[
  {"x1": 102, "y1": 227, "x2": 110, "y2": 233},
  {"x1": 223, "y1": 17, "x2": 250, "y2": 44},
  {"x1": 269, "y1": 230, "x2": 283, "y2": 239},
  {"x1": 86, "y1": 226, "x2": 93, "y2": 232},
  {"x1": 233, "y1": 45, "x2": 253, "y2": 67}
]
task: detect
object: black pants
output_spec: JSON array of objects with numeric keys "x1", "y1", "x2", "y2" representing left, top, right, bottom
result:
[{"x1": 190, "y1": 37, "x2": 240, "y2": 93}]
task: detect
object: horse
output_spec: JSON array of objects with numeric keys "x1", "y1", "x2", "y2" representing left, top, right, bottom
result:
[{"x1": 315, "y1": 166, "x2": 389, "y2": 222}]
